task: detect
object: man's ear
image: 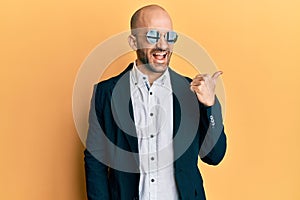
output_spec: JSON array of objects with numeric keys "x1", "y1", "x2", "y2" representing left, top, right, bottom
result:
[{"x1": 128, "y1": 35, "x2": 138, "y2": 51}]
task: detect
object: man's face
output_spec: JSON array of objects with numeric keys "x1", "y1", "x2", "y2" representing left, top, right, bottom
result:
[{"x1": 134, "y1": 11, "x2": 175, "y2": 74}]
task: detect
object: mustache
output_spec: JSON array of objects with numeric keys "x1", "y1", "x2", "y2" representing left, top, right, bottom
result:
[{"x1": 150, "y1": 48, "x2": 170, "y2": 53}]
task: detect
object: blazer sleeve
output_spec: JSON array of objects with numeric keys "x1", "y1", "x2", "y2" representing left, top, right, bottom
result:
[
  {"x1": 198, "y1": 96, "x2": 227, "y2": 165},
  {"x1": 84, "y1": 85, "x2": 110, "y2": 200}
]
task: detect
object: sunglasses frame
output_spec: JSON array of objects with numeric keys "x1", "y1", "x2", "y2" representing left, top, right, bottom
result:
[{"x1": 145, "y1": 29, "x2": 178, "y2": 45}]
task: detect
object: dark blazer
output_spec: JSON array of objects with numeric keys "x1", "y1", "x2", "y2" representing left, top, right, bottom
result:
[{"x1": 84, "y1": 63, "x2": 227, "y2": 200}]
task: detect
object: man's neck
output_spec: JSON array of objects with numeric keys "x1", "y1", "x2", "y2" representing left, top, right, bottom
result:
[{"x1": 135, "y1": 61, "x2": 166, "y2": 85}]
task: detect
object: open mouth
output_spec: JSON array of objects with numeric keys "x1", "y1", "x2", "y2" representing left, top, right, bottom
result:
[{"x1": 152, "y1": 52, "x2": 168, "y2": 60}]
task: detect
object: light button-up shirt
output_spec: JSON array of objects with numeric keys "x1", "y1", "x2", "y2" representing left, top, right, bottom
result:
[{"x1": 130, "y1": 62, "x2": 179, "y2": 200}]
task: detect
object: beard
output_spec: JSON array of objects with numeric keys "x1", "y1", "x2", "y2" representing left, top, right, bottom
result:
[
  {"x1": 136, "y1": 49, "x2": 149, "y2": 65},
  {"x1": 136, "y1": 48, "x2": 172, "y2": 73}
]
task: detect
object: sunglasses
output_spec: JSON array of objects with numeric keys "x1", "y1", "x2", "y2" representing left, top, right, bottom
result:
[{"x1": 145, "y1": 29, "x2": 178, "y2": 45}]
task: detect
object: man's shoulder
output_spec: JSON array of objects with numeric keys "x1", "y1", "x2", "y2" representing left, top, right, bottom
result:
[
  {"x1": 95, "y1": 63, "x2": 134, "y2": 90},
  {"x1": 96, "y1": 74, "x2": 120, "y2": 89}
]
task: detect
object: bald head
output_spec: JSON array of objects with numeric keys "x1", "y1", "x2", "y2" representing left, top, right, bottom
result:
[{"x1": 130, "y1": 5, "x2": 173, "y2": 31}]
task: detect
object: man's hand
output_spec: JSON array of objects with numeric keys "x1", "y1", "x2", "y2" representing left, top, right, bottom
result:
[{"x1": 190, "y1": 71, "x2": 223, "y2": 107}]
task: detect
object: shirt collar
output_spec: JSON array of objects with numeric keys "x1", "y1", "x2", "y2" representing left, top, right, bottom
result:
[{"x1": 131, "y1": 61, "x2": 171, "y2": 89}]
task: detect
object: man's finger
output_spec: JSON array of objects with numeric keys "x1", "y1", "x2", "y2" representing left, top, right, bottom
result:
[
  {"x1": 192, "y1": 77, "x2": 205, "y2": 82},
  {"x1": 195, "y1": 74, "x2": 204, "y2": 78},
  {"x1": 190, "y1": 79, "x2": 204, "y2": 86},
  {"x1": 212, "y1": 71, "x2": 223, "y2": 80},
  {"x1": 190, "y1": 85, "x2": 203, "y2": 95}
]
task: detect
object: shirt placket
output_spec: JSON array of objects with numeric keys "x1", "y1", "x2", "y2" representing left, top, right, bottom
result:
[{"x1": 148, "y1": 84, "x2": 158, "y2": 200}]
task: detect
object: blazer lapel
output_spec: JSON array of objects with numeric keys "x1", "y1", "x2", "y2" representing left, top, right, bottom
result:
[
  {"x1": 169, "y1": 68, "x2": 200, "y2": 171},
  {"x1": 170, "y1": 70, "x2": 183, "y2": 166},
  {"x1": 111, "y1": 66, "x2": 139, "y2": 154}
]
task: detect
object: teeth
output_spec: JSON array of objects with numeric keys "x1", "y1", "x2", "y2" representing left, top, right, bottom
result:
[{"x1": 154, "y1": 52, "x2": 167, "y2": 56}]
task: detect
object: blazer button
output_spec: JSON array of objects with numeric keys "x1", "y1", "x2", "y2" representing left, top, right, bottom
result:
[{"x1": 133, "y1": 197, "x2": 138, "y2": 200}]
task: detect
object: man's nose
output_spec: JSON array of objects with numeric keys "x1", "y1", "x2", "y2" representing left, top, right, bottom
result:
[{"x1": 156, "y1": 35, "x2": 169, "y2": 50}]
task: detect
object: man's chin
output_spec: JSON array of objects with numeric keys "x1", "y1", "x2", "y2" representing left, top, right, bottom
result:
[{"x1": 147, "y1": 63, "x2": 168, "y2": 73}]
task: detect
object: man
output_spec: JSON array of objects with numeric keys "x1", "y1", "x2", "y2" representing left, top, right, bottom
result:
[{"x1": 84, "y1": 4, "x2": 227, "y2": 200}]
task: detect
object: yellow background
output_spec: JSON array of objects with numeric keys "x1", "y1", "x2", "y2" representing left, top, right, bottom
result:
[{"x1": 1, "y1": 0, "x2": 300, "y2": 199}]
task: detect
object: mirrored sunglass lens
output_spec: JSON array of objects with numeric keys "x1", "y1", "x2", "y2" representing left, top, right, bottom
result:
[
  {"x1": 146, "y1": 30, "x2": 160, "y2": 44},
  {"x1": 165, "y1": 31, "x2": 178, "y2": 44}
]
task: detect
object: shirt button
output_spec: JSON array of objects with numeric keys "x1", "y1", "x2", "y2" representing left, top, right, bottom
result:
[
  {"x1": 143, "y1": 77, "x2": 146, "y2": 80},
  {"x1": 151, "y1": 179, "x2": 155, "y2": 182},
  {"x1": 150, "y1": 92, "x2": 152, "y2": 95},
  {"x1": 150, "y1": 113, "x2": 153, "y2": 116},
  {"x1": 150, "y1": 135, "x2": 154, "y2": 138},
  {"x1": 151, "y1": 157, "x2": 154, "y2": 161}
]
